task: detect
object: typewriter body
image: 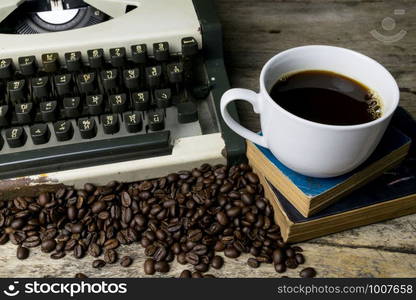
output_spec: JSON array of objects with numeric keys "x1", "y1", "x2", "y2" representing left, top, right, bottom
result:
[{"x1": 0, "y1": 0, "x2": 245, "y2": 199}]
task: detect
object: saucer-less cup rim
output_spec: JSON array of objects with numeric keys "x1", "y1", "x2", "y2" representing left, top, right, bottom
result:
[
  {"x1": 260, "y1": 45, "x2": 400, "y2": 131},
  {"x1": 220, "y1": 45, "x2": 400, "y2": 150}
]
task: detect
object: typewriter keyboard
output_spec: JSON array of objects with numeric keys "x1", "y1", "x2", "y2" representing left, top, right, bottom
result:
[{"x1": 0, "y1": 37, "x2": 217, "y2": 178}]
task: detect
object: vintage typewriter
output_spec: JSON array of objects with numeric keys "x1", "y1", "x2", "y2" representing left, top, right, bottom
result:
[{"x1": 0, "y1": 0, "x2": 245, "y2": 198}]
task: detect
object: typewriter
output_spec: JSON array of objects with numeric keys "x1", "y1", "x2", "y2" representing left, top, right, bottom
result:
[{"x1": 0, "y1": 0, "x2": 245, "y2": 198}]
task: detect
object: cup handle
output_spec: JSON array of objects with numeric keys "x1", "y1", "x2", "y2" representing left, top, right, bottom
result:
[{"x1": 220, "y1": 88, "x2": 268, "y2": 148}]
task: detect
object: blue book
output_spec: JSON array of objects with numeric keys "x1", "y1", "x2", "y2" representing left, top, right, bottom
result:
[{"x1": 247, "y1": 127, "x2": 412, "y2": 217}]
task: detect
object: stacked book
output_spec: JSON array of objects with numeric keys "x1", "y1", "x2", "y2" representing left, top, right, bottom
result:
[{"x1": 248, "y1": 108, "x2": 416, "y2": 242}]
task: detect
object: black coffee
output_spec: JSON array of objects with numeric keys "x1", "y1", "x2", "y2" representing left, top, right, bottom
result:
[{"x1": 269, "y1": 70, "x2": 383, "y2": 125}]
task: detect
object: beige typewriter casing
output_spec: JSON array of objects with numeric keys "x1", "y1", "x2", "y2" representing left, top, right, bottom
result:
[{"x1": 0, "y1": 0, "x2": 226, "y2": 199}]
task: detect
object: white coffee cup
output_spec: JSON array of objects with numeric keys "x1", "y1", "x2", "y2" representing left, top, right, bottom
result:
[{"x1": 221, "y1": 45, "x2": 400, "y2": 178}]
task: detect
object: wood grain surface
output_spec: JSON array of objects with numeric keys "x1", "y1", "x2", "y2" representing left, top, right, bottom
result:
[{"x1": 0, "y1": 0, "x2": 415, "y2": 278}]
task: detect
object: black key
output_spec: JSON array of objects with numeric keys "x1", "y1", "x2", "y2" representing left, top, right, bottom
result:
[
  {"x1": 87, "y1": 49, "x2": 104, "y2": 68},
  {"x1": 86, "y1": 95, "x2": 104, "y2": 115},
  {"x1": 182, "y1": 37, "x2": 199, "y2": 56},
  {"x1": 123, "y1": 68, "x2": 140, "y2": 89},
  {"x1": 153, "y1": 42, "x2": 169, "y2": 62},
  {"x1": 124, "y1": 111, "x2": 142, "y2": 133},
  {"x1": 148, "y1": 110, "x2": 165, "y2": 131},
  {"x1": 30, "y1": 123, "x2": 50, "y2": 145},
  {"x1": 78, "y1": 118, "x2": 97, "y2": 139},
  {"x1": 65, "y1": 51, "x2": 82, "y2": 72},
  {"x1": 155, "y1": 88, "x2": 172, "y2": 108},
  {"x1": 101, "y1": 114, "x2": 119, "y2": 134},
  {"x1": 167, "y1": 63, "x2": 184, "y2": 84},
  {"x1": 55, "y1": 74, "x2": 73, "y2": 96},
  {"x1": 177, "y1": 101, "x2": 198, "y2": 123},
  {"x1": 145, "y1": 66, "x2": 162, "y2": 88},
  {"x1": 109, "y1": 93, "x2": 128, "y2": 113},
  {"x1": 18, "y1": 56, "x2": 36, "y2": 76},
  {"x1": 32, "y1": 76, "x2": 50, "y2": 99},
  {"x1": 132, "y1": 91, "x2": 150, "y2": 111},
  {"x1": 42, "y1": 53, "x2": 59, "y2": 72},
  {"x1": 40, "y1": 101, "x2": 58, "y2": 122},
  {"x1": 78, "y1": 72, "x2": 96, "y2": 93},
  {"x1": 15, "y1": 102, "x2": 34, "y2": 124},
  {"x1": 0, "y1": 105, "x2": 9, "y2": 127},
  {"x1": 101, "y1": 69, "x2": 118, "y2": 90},
  {"x1": 54, "y1": 120, "x2": 74, "y2": 142},
  {"x1": 131, "y1": 44, "x2": 147, "y2": 64},
  {"x1": 6, "y1": 127, "x2": 26, "y2": 148},
  {"x1": 0, "y1": 58, "x2": 13, "y2": 79},
  {"x1": 63, "y1": 97, "x2": 81, "y2": 118},
  {"x1": 7, "y1": 79, "x2": 26, "y2": 103},
  {"x1": 110, "y1": 47, "x2": 126, "y2": 67}
]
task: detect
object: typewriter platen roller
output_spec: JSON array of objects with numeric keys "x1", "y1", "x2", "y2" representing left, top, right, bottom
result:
[{"x1": 0, "y1": 0, "x2": 245, "y2": 196}]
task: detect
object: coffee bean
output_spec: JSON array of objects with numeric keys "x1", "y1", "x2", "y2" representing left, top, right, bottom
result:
[
  {"x1": 224, "y1": 246, "x2": 240, "y2": 258},
  {"x1": 211, "y1": 255, "x2": 224, "y2": 269},
  {"x1": 153, "y1": 246, "x2": 167, "y2": 262},
  {"x1": 247, "y1": 258, "x2": 260, "y2": 268},
  {"x1": 144, "y1": 258, "x2": 156, "y2": 275},
  {"x1": 241, "y1": 193, "x2": 254, "y2": 205},
  {"x1": 192, "y1": 244, "x2": 207, "y2": 256},
  {"x1": 285, "y1": 258, "x2": 298, "y2": 269},
  {"x1": 295, "y1": 253, "x2": 305, "y2": 264},
  {"x1": 300, "y1": 267, "x2": 317, "y2": 278},
  {"x1": 194, "y1": 263, "x2": 209, "y2": 273},
  {"x1": 292, "y1": 246, "x2": 303, "y2": 252},
  {"x1": 17, "y1": 246, "x2": 29, "y2": 260},
  {"x1": 50, "y1": 252, "x2": 66, "y2": 259},
  {"x1": 71, "y1": 223, "x2": 83, "y2": 234},
  {"x1": 286, "y1": 247, "x2": 295, "y2": 258},
  {"x1": 23, "y1": 236, "x2": 40, "y2": 248},
  {"x1": 92, "y1": 259, "x2": 106, "y2": 268},
  {"x1": 104, "y1": 249, "x2": 118, "y2": 264},
  {"x1": 216, "y1": 212, "x2": 229, "y2": 226},
  {"x1": 177, "y1": 253, "x2": 187, "y2": 265},
  {"x1": 187, "y1": 229, "x2": 202, "y2": 242},
  {"x1": 185, "y1": 252, "x2": 199, "y2": 265},
  {"x1": 104, "y1": 239, "x2": 119, "y2": 250},
  {"x1": 179, "y1": 270, "x2": 192, "y2": 278},
  {"x1": 88, "y1": 243, "x2": 101, "y2": 257},
  {"x1": 272, "y1": 249, "x2": 285, "y2": 264},
  {"x1": 91, "y1": 201, "x2": 106, "y2": 214},
  {"x1": 11, "y1": 218, "x2": 25, "y2": 230},
  {"x1": 121, "y1": 192, "x2": 132, "y2": 207},
  {"x1": 192, "y1": 271, "x2": 203, "y2": 278},
  {"x1": 38, "y1": 193, "x2": 50, "y2": 206},
  {"x1": 246, "y1": 172, "x2": 259, "y2": 184},
  {"x1": 274, "y1": 263, "x2": 286, "y2": 273},
  {"x1": 75, "y1": 273, "x2": 88, "y2": 279},
  {"x1": 226, "y1": 207, "x2": 241, "y2": 218},
  {"x1": 120, "y1": 256, "x2": 133, "y2": 267},
  {"x1": 214, "y1": 241, "x2": 225, "y2": 252},
  {"x1": 204, "y1": 274, "x2": 216, "y2": 278},
  {"x1": 154, "y1": 261, "x2": 170, "y2": 273},
  {"x1": 41, "y1": 239, "x2": 56, "y2": 253},
  {"x1": 74, "y1": 244, "x2": 85, "y2": 259}
]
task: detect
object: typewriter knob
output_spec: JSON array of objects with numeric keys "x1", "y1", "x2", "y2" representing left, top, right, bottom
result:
[
  {"x1": 42, "y1": 53, "x2": 59, "y2": 73},
  {"x1": 0, "y1": 59, "x2": 13, "y2": 79},
  {"x1": 18, "y1": 56, "x2": 36, "y2": 76},
  {"x1": 182, "y1": 37, "x2": 199, "y2": 57}
]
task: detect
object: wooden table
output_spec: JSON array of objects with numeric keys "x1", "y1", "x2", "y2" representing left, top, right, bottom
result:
[{"x1": 1, "y1": 0, "x2": 415, "y2": 278}]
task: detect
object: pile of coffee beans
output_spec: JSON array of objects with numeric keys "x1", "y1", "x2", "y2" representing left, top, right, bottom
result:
[{"x1": 0, "y1": 163, "x2": 316, "y2": 278}]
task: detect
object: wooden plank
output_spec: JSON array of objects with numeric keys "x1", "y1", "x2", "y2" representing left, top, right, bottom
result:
[{"x1": 216, "y1": 0, "x2": 416, "y2": 131}]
